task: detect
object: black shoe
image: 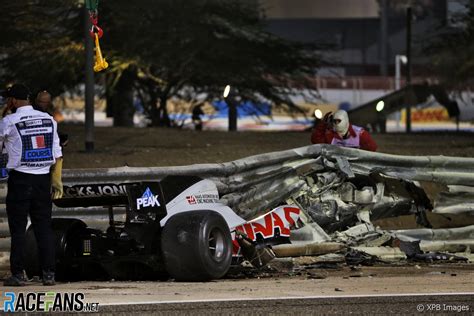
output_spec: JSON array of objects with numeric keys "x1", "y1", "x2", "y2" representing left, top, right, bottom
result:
[
  {"x1": 4, "y1": 273, "x2": 27, "y2": 286},
  {"x1": 42, "y1": 271, "x2": 55, "y2": 286}
]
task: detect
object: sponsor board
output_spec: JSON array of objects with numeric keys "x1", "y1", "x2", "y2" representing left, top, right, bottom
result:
[{"x1": 401, "y1": 107, "x2": 451, "y2": 122}]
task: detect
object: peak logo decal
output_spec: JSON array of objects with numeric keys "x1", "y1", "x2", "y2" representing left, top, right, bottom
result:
[{"x1": 136, "y1": 187, "x2": 160, "y2": 210}]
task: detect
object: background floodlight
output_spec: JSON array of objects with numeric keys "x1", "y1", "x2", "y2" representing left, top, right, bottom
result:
[
  {"x1": 314, "y1": 109, "x2": 323, "y2": 119},
  {"x1": 223, "y1": 85, "x2": 231, "y2": 98},
  {"x1": 376, "y1": 101, "x2": 385, "y2": 112}
]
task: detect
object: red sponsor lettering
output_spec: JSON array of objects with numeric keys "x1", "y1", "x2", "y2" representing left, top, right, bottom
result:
[
  {"x1": 273, "y1": 212, "x2": 290, "y2": 236},
  {"x1": 232, "y1": 206, "x2": 302, "y2": 256},
  {"x1": 242, "y1": 223, "x2": 255, "y2": 240},
  {"x1": 232, "y1": 239, "x2": 240, "y2": 255},
  {"x1": 252, "y1": 214, "x2": 274, "y2": 239},
  {"x1": 284, "y1": 206, "x2": 300, "y2": 226}
]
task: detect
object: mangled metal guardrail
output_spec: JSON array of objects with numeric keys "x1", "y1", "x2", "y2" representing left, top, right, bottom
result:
[{"x1": 0, "y1": 144, "x2": 473, "y2": 267}]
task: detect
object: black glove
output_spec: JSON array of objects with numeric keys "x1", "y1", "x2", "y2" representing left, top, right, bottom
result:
[{"x1": 322, "y1": 112, "x2": 333, "y2": 125}]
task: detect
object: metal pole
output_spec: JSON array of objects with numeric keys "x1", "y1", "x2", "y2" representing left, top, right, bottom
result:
[
  {"x1": 405, "y1": 7, "x2": 412, "y2": 133},
  {"x1": 394, "y1": 55, "x2": 405, "y2": 131},
  {"x1": 379, "y1": 0, "x2": 388, "y2": 76},
  {"x1": 228, "y1": 99, "x2": 237, "y2": 132},
  {"x1": 84, "y1": 5, "x2": 95, "y2": 152},
  {"x1": 395, "y1": 56, "x2": 401, "y2": 90}
]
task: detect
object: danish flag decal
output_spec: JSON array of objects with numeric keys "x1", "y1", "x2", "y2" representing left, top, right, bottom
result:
[{"x1": 31, "y1": 135, "x2": 46, "y2": 149}]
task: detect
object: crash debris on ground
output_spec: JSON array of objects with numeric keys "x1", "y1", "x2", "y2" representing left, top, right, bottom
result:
[{"x1": 230, "y1": 146, "x2": 474, "y2": 273}]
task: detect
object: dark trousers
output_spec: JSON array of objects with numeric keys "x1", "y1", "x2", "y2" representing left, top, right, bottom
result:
[{"x1": 6, "y1": 170, "x2": 55, "y2": 275}]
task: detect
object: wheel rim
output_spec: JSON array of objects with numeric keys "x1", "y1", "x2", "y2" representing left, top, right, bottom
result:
[{"x1": 208, "y1": 227, "x2": 226, "y2": 261}]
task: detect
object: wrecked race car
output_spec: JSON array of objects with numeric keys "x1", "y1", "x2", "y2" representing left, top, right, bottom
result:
[
  {"x1": 23, "y1": 176, "x2": 302, "y2": 282},
  {"x1": 291, "y1": 170, "x2": 433, "y2": 235},
  {"x1": 19, "y1": 144, "x2": 474, "y2": 281},
  {"x1": 277, "y1": 152, "x2": 471, "y2": 264}
]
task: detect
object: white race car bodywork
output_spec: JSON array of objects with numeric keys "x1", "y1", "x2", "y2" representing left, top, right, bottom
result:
[{"x1": 161, "y1": 179, "x2": 247, "y2": 229}]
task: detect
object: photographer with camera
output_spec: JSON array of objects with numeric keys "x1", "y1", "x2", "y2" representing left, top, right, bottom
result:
[{"x1": 311, "y1": 109, "x2": 377, "y2": 151}]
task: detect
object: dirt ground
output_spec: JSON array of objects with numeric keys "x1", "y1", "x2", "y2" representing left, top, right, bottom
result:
[
  {"x1": 1, "y1": 264, "x2": 472, "y2": 306},
  {"x1": 59, "y1": 124, "x2": 474, "y2": 169}
]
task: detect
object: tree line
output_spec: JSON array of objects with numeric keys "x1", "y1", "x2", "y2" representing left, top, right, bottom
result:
[
  {"x1": 0, "y1": 0, "x2": 322, "y2": 128},
  {"x1": 1, "y1": 0, "x2": 472, "y2": 128}
]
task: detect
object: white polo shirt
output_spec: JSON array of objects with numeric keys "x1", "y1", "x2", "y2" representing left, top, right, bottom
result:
[{"x1": 0, "y1": 105, "x2": 62, "y2": 175}]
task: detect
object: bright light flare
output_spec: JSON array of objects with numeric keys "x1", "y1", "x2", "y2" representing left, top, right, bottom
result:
[
  {"x1": 376, "y1": 101, "x2": 385, "y2": 112},
  {"x1": 314, "y1": 109, "x2": 323, "y2": 119},
  {"x1": 223, "y1": 85, "x2": 231, "y2": 98}
]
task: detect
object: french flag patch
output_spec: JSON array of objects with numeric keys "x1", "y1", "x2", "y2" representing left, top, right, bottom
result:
[{"x1": 31, "y1": 135, "x2": 46, "y2": 149}]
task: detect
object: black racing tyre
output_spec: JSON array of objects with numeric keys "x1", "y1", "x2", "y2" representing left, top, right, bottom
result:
[
  {"x1": 161, "y1": 210, "x2": 232, "y2": 281},
  {"x1": 24, "y1": 218, "x2": 87, "y2": 279}
]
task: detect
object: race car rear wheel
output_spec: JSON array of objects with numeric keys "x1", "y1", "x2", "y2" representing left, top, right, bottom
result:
[
  {"x1": 24, "y1": 218, "x2": 87, "y2": 280},
  {"x1": 161, "y1": 210, "x2": 232, "y2": 281}
]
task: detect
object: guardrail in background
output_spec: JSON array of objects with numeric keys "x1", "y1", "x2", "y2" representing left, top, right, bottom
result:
[{"x1": 0, "y1": 144, "x2": 473, "y2": 254}]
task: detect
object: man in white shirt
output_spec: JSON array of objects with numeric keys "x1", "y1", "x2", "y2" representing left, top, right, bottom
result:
[{"x1": 0, "y1": 84, "x2": 63, "y2": 286}]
